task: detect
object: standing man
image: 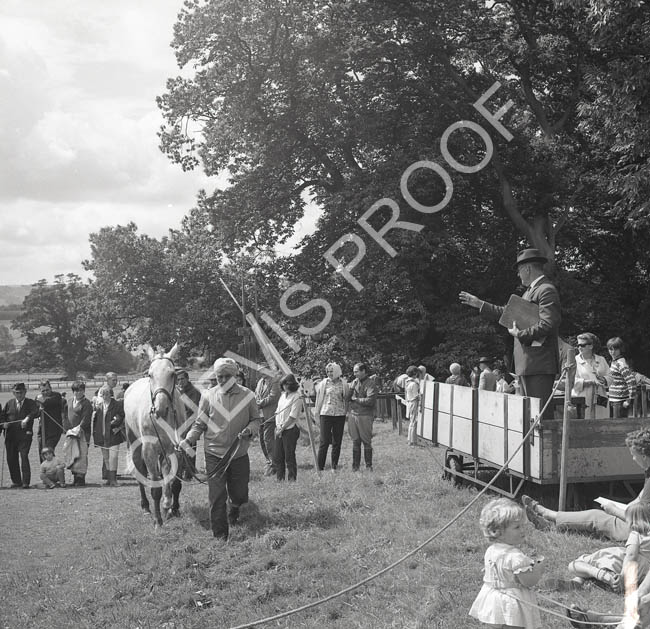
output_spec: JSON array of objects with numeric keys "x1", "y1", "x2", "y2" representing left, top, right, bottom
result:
[
  {"x1": 478, "y1": 357, "x2": 497, "y2": 392},
  {"x1": 36, "y1": 380, "x2": 65, "y2": 460},
  {"x1": 180, "y1": 358, "x2": 260, "y2": 540},
  {"x1": 347, "y1": 363, "x2": 378, "y2": 471},
  {"x1": 176, "y1": 370, "x2": 202, "y2": 480},
  {"x1": 106, "y1": 372, "x2": 123, "y2": 400},
  {"x1": 254, "y1": 362, "x2": 281, "y2": 477},
  {"x1": 460, "y1": 248, "x2": 561, "y2": 419},
  {"x1": 2, "y1": 383, "x2": 39, "y2": 488}
]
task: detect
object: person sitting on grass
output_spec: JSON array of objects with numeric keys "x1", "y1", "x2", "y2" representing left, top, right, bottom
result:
[
  {"x1": 39, "y1": 447, "x2": 65, "y2": 489},
  {"x1": 469, "y1": 497, "x2": 545, "y2": 628},
  {"x1": 565, "y1": 502, "x2": 650, "y2": 594},
  {"x1": 523, "y1": 427, "x2": 650, "y2": 541}
]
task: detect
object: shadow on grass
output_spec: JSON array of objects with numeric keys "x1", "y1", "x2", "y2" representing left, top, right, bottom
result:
[{"x1": 188, "y1": 500, "x2": 341, "y2": 533}]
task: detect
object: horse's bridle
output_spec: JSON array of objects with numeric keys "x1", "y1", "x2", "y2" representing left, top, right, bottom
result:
[{"x1": 148, "y1": 356, "x2": 178, "y2": 419}]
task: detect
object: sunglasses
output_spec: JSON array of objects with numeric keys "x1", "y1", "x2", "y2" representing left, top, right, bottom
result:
[{"x1": 577, "y1": 343, "x2": 592, "y2": 347}]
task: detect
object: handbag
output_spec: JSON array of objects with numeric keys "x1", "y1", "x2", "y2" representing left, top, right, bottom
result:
[{"x1": 596, "y1": 394, "x2": 608, "y2": 407}]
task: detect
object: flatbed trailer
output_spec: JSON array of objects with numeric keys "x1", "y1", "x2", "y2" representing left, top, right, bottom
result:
[{"x1": 417, "y1": 381, "x2": 649, "y2": 501}]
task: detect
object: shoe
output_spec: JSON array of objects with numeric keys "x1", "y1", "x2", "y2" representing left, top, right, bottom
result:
[
  {"x1": 566, "y1": 604, "x2": 596, "y2": 629},
  {"x1": 521, "y1": 495, "x2": 551, "y2": 531},
  {"x1": 10, "y1": 483, "x2": 21, "y2": 489},
  {"x1": 595, "y1": 568, "x2": 622, "y2": 594},
  {"x1": 22, "y1": 484, "x2": 31, "y2": 489}
]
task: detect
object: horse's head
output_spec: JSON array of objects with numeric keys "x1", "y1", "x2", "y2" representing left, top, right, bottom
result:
[{"x1": 146, "y1": 343, "x2": 180, "y2": 421}]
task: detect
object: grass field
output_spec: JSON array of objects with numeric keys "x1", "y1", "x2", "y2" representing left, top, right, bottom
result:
[{"x1": 0, "y1": 391, "x2": 626, "y2": 629}]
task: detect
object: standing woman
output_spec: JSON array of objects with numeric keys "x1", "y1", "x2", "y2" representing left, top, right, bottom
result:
[
  {"x1": 64, "y1": 381, "x2": 93, "y2": 486},
  {"x1": 274, "y1": 374, "x2": 303, "y2": 481},
  {"x1": 607, "y1": 337, "x2": 637, "y2": 418},
  {"x1": 92, "y1": 385, "x2": 125, "y2": 486},
  {"x1": 314, "y1": 362, "x2": 350, "y2": 471},
  {"x1": 571, "y1": 332, "x2": 611, "y2": 419}
]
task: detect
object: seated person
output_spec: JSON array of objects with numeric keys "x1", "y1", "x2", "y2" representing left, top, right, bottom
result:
[
  {"x1": 39, "y1": 447, "x2": 65, "y2": 488},
  {"x1": 523, "y1": 427, "x2": 650, "y2": 542}
]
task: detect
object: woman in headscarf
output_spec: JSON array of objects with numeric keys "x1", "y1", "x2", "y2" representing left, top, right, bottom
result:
[{"x1": 314, "y1": 362, "x2": 350, "y2": 471}]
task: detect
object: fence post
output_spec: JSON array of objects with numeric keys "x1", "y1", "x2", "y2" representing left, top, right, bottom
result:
[{"x1": 559, "y1": 348, "x2": 576, "y2": 511}]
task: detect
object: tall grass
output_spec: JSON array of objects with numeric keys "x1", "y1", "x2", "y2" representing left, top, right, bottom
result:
[{"x1": 0, "y1": 420, "x2": 625, "y2": 628}]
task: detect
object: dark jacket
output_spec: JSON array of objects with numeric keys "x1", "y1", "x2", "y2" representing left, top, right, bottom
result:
[
  {"x1": 93, "y1": 399, "x2": 125, "y2": 447},
  {"x1": 179, "y1": 382, "x2": 202, "y2": 437},
  {"x1": 37, "y1": 390, "x2": 65, "y2": 439},
  {"x1": 480, "y1": 277, "x2": 561, "y2": 377},
  {"x1": 65, "y1": 397, "x2": 93, "y2": 442},
  {"x1": 2, "y1": 397, "x2": 40, "y2": 441},
  {"x1": 348, "y1": 376, "x2": 378, "y2": 417}
]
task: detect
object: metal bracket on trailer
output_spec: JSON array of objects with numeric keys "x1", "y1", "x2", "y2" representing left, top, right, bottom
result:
[{"x1": 443, "y1": 463, "x2": 526, "y2": 500}]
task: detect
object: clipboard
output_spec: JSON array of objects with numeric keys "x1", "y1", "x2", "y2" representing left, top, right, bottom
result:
[{"x1": 498, "y1": 294, "x2": 539, "y2": 330}]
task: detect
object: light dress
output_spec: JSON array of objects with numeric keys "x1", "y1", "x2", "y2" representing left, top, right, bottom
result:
[{"x1": 469, "y1": 542, "x2": 541, "y2": 628}]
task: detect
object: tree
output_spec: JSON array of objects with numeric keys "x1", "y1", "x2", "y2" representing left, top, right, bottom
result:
[
  {"x1": 11, "y1": 275, "x2": 97, "y2": 378},
  {"x1": 0, "y1": 324, "x2": 14, "y2": 355}
]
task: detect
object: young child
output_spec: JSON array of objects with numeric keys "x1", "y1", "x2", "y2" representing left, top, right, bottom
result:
[
  {"x1": 39, "y1": 447, "x2": 65, "y2": 489},
  {"x1": 470, "y1": 497, "x2": 544, "y2": 628},
  {"x1": 274, "y1": 373, "x2": 304, "y2": 482},
  {"x1": 567, "y1": 501, "x2": 650, "y2": 594}
]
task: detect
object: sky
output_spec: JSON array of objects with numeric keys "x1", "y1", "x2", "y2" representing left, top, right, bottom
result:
[{"x1": 0, "y1": 1, "x2": 222, "y2": 285}]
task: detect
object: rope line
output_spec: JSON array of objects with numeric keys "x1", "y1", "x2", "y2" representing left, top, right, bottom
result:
[{"x1": 228, "y1": 371, "x2": 568, "y2": 629}]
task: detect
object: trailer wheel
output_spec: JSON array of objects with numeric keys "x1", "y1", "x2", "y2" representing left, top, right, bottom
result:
[{"x1": 445, "y1": 455, "x2": 463, "y2": 487}]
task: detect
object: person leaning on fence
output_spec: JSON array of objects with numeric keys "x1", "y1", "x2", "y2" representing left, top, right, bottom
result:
[
  {"x1": 1, "y1": 382, "x2": 40, "y2": 489},
  {"x1": 607, "y1": 336, "x2": 637, "y2": 418},
  {"x1": 179, "y1": 358, "x2": 261, "y2": 541},
  {"x1": 39, "y1": 446, "x2": 65, "y2": 489},
  {"x1": 445, "y1": 363, "x2": 469, "y2": 387},
  {"x1": 314, "y1": 362, "x2": 350, "y2": 472},
  {"x1": 460, "y1": 248, "x2": 561, "y2": 420},
  {"x1": 63, "y1": 381, "x2": 93, "y2": 487},
  {"x1": 405, "y1": 365, "x2": 421, "y2": 447},
  {"x1": 347, "y1": 363, "x2": 378, "y2": 471},
  {"x1": 274, "y1": 373, "x2": 304, "y2": 482},
  {"x1": 92, "y1": 385, "x2": 125, "y2": 487},
  {"x1": 523, "y1": 427, "x2": 650, "y2": 541}
]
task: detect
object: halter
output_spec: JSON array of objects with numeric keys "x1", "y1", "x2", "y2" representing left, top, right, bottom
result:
[{"x1": 148, "y1": 356, "x2": 178, "y2": 419}]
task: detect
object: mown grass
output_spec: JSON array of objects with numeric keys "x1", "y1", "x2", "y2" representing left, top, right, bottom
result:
[{"x1": 0, "y1": 418, "x2": 627, "y2": 628}]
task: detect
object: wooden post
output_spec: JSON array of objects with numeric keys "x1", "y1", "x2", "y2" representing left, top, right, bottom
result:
[{"x1": 559, "y1": 348, "x2": 576, "y2": 511}]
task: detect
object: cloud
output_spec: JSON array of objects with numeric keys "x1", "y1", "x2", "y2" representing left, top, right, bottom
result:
[{"x1": 0, "y1": 0, "x2": 218, "y2": 284}]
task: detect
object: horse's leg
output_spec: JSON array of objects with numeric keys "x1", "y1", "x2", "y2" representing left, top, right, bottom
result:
[
  {"x1": 151, "y1": 486, "x2": 163, "y2": 528},
  {"x1": 170, "y1": 476, "x2": 182, "y2": 517},
  {"x1": 139, "y1": 481, "x2": 151, "y2": 514}
]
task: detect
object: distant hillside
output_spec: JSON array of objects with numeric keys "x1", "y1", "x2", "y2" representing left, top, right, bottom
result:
[{"x1": 0, "y1": 285, "x2": 31, "y2": 308}]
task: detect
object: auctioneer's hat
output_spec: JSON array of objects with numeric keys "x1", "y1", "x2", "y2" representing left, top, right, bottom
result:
[{"x1": 515, "y1": 248, "x2": 547, "y2": 267}]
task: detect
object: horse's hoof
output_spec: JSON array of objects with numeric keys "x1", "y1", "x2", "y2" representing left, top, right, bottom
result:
[
  {"x1": 154, "y1": 520, "x2": 163, "y2": 529},
  {"x1": 142, "y1": 508, "x2": 151, "y2": 516},
  {"x1": 170, "y1": 508, "x2": 181, "y2": 518}
]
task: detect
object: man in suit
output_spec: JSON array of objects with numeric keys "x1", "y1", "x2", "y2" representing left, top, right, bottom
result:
[
  {"x1": 1, "y1": 382, "x2": 40, "y2": 488},
  {"x1": 459, "y1": 248, "x2": 561, "y2": 419},
  {"x1": 478, "y1": 357, "x2": 498, "y2": 392}
]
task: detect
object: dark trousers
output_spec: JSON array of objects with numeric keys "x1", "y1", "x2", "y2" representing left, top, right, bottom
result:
[
  {"x1": 260, "y1": 420, "x2": 276, "y2": 468},
  {"x1": 38, "y1": 429, "x2": 62, "y2": 462},
  {"x1": 6, "y1": 437, "x2": 32, "y2": 486},
  {"x1": 520, "y1": 374, "x2": 556, "y2": 420},
  {"x1": 275, "y1": 425, "x2": 299, "y2": 481},
  {"x1": 610, "y1": 401, "x2": 629, "y2": 418},
  {"x1": 206, "y1": 452, "x2": 250, "y2": 539},
  {"x1": 317, "y1": 415, "x2": 346, "y2": 470}
]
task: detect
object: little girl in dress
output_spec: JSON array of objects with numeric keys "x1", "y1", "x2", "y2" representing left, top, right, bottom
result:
[{"x1": 470, "y1": 498, "x2": 545, "y2": 628}]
